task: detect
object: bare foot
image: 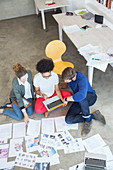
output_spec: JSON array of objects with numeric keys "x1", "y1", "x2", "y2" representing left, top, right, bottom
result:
[
  {"x1": 7, "y1": 104, "x2": 12, "y2": 108},
  {"x1": 0, "y1": 109, "x2": 4, "y2": 114}
]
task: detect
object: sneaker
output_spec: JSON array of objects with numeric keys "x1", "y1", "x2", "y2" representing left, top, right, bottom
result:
[
  {"x1": 81, "y1": 120, "x2": 92, "y2": 136},
  {"x1": 92, "y1": 110, "x2": 106, "y2": 125}
]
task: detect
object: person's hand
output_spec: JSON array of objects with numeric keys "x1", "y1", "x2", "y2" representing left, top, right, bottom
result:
[
  {"x1": 62, "y1": 98, "x2": 68, "y2": 106},
  {"x1": 42, "y1": 93, "x2": 48, "y2": 100},
  {"x1": 24, "y1": 114, "x2": 29, "y2": 126}
]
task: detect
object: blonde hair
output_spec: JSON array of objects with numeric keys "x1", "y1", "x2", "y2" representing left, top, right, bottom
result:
[{"x1": 13, "y1": 63, "x2": 27, "y2": 78}]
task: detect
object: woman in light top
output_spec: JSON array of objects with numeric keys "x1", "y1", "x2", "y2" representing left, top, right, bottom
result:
[{"x1": 0, "y1": 63, "x2": 34, "y2": 125}]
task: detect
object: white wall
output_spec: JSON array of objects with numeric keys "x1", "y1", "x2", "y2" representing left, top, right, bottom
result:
[
  {"x1": 0, "y1": 0, "x2": 36, "y2": 20},
  {"x1": 67, "y1": 0, "x2": 86, "y2": 11}
]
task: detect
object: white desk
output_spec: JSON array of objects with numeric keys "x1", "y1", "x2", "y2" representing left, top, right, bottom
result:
[
  {"x1": 53, "y1": 13, "x2": 113, "y2": 86},
  {"x1": 34, "y1": 0, "x2": 69, "y2": 31}
]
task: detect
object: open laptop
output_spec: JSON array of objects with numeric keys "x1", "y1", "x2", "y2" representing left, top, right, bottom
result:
[
  {"x1": 43, "y1": 95, "x2": 64, "y2": 111},
  {"x1": 84, "y1": 152, "x2": 106, "y2": 170}
]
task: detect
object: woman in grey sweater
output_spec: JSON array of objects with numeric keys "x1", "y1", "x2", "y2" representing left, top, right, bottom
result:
[{"x1": 0, "y1": 63, "x2": 34, "y2": 125}]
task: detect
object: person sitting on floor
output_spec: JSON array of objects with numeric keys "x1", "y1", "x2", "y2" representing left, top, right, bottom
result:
[
  {"x1": 0, "y1": 63, "x2": 34, "y2": 125},
  {"x1": 33, "y1": 58, "x2": 72, "y2": 114},
  {"x1": 62, "y1": 67, "x2": 106, "y2": 136}
]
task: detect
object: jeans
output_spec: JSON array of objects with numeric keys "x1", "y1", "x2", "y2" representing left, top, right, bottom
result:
[
  {"x1": 65, "y1": 92, "x2": 97, "y2": 124},
  {"x1": 3, "y1": 98, "x2": 34, "y2": 120}
]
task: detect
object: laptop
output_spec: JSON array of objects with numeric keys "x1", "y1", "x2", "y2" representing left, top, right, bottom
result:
[
  {"x1": 43, "y1": 95, "x2": 64, "y2": 111},
  {"x1": 84, "y1": 152, "x2": 106, "y2": 170}
]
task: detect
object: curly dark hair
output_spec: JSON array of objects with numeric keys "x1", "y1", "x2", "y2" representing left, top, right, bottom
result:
[{"x1": 36, "y1": 59, "x2": 54, "y2": 73}]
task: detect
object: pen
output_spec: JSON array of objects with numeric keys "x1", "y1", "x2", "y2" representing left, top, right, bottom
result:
[
  {"x1": 76, "y1": 165, "x2": 79, "y2": 170},
  {"x1": 92, "y1": 58, "x2": 101, "y2": 61}
]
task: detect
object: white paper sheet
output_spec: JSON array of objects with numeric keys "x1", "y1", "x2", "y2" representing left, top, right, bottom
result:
[
  {"x1": 0, "y1": 144, "x2": 9, "y2": 169},
  {"x1": 13, "y1": 122, "x2": 26, "y2": 138},
  {"x1": 107, "y1": 160, "x2": 113, "y2": 170},
  {"x1": 55, "y1": 116, "x2": 78, "y2": 132},
  {"x1": 40, "y1": 133, "x2": 56, "y2": 148},
  {"x1": 41, "y1": 118, "x2": 54, "y2": 134},
  {"x1": 27, "y1": 119, "x2": 41, "y2": 136},
  {"x1": 69, "y1": 162, "x2": 85, "y2": 170},
  {"x1": 63, "y1": 24, "x2": 81, "y2": 34},
  {"x1": 2, "y1": 161, "x2": 15, "y2": 169},
  {"x1": 25, "y1": 136, "x2": 40, "y2": 153},
  {"x1": 89, "y1": 145, "x2": 113, "y2": 161},
  {"x1": 0, "y1": 123, "x2": 12, "y2": 139},
  {"x1": 64, "y1": 138, "x2": 85, "y2": 154},
  {"x1": 83, "y1": 134, "x2": 106, "y2": 152},
  {"x1": 15, "y1": 151, "x2": 37, "y2": 169},
  {"x1": 9, "y1": 138, "x2": 23, "y2": 157},
  {"x1": 86, "y1": 53, "x2": 109, "y2": 72}
]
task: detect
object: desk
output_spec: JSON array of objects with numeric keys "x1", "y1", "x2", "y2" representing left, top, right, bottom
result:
[
  {"x1": 53, "y1": 13, "x2": 113, "y2": 86},
  {"x1": 34, "y1": 0, "x2": 69, "y2": 31}
]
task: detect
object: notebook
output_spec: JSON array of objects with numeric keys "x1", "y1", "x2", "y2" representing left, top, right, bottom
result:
[{"x1": 84, "y1": 152, "x2": 106, "y2": 170}]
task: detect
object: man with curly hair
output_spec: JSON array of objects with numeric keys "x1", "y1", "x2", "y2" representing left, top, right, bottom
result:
[{"x1": 33, "y1": 59, "x2": 71, "y2": 114}]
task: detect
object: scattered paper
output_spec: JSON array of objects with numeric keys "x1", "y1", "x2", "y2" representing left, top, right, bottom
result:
[
  {"x1": 78, "y1": 44, "x2": 101, "y2": 61},
  {"x1": 40, "y1": 133, "x2": 56, "y2": 148},
  {"x1": 55, "y1": 116, "x2": 78, "y2": 132},
  {"x1": 35, "y1": 161, "x2": 50, "y2": 170},
  {"x1": 83, "y1": 134, "x2": 106, "y2": 152},
  {"x1": 41, "y1": 118, "x2": 54, "y2": 134},
  {"x1": 0, "y1": 144, "x2": 9, "y2": 169},
  {"x1": 13, "y1": 122, "x2": 26, "y2": 138},
  {"x1": 89, "y1": 145, "x2": 113, "y2": 161},
  {"x1": 2, "y1": 161, "x2": 15, "y2": 170},
  {"x1": 9, "y1": 138, "x2": 23, "y2": 157},
  {"x1": 27, "y1": 119, "x2": 41, "y2": 136},
  {"x1": 0, "y1": 123, "x2": 12, "y2": 139},
  {"x1": 63, "y1": 24, "x2": 81, "y2": 34},
  {"x1": 15, "y1": 151, "x2": 37, "y2": 169},
  {"x1": 64, "y1": 138, "x2": 85, "y2": 154},
  {"x1": 86, "y1": 53, "x2": 109, "y2": 72},
  {"x1": 107, "y1": 160, "x2": 113, "y2": 170},
  {"x1": 25, "y1": 136, "x2": 39, "y2": 153}
]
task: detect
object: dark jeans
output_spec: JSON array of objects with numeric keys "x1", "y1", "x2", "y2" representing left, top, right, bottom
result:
[
  {"x1": 3, "y1": 98, "x2": 34, "y2": 120},
  {"x1": 65, "y1": 92, "x2": 97, "y2": 124}
]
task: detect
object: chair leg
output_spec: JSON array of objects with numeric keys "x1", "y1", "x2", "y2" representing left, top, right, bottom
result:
[{"x1": 45, "y1": 111, "x2": 49, "y2": 117}]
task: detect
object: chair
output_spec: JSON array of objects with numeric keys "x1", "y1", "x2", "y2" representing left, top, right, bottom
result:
[{"x1": 45, "y1": 40, "x2": 74, "y2": 75}]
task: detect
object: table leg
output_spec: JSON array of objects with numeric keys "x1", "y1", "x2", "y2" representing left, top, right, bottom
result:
[
  {"x1": 88, "y1": 66, "x2": 94, "y2": 86},
  {"x1": 58, "y1": 24, "x2": 63, "y2": 41},
  {"x1": 41, "y1": 10, "x2": 46, "y2": 31}
]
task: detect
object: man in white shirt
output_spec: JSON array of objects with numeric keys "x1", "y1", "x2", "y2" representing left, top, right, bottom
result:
[{"x1": 33, "y1": 59, "x2": 71, "y2": 114}]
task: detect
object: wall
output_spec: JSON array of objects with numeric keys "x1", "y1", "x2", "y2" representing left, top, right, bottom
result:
[
  {"x1": 67, "y1": 0, "x2": 86, "y2": 11},
  {"x1": 0, "y1": 0, "x2": 36, "y2": 20}
]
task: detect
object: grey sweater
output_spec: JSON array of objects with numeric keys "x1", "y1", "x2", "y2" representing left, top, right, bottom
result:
[{"x1": 10, "y1": 70, "x2": 34, "y2": 109}]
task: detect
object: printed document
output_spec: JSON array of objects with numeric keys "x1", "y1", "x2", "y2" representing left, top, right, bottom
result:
[
  {"x1": 0, "y1": 123, "x2": 12, "y2": 139},
  {"x1": 83, "y1": 134, "x2": 106, "y2": 152},
  {"x1": 55, "y1": 116, "x2": 78, "y2": 131},
  {"x1": 9, "y1": 138, "x2": 23, "y2": 157},
  {"x1": 63, "y1": 24, "x2": 81, "y2": 34},
  {"x1": 27, "y1": 119, "x2": 41, "y2": 136},
  {"x1": 13, "y1": 122, "x2": 26, "y2": 138},
  {"x1": 41, "y1": 118, "x2": 54, "y2": 134}
]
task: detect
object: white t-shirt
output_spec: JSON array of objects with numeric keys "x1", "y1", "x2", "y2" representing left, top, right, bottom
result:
[
  {"x1": 33, "y1": 71, "x2": 59, "y2": 98},
  {"x1": 17, "y1": 78, "x2": 32, "y2": 99}
]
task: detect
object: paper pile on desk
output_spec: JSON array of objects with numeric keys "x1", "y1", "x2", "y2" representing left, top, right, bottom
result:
[
  {"x1": 63, "y1": 24, "x2": 81, "y2": 34},
  {"x1": 78, "y1": 44, "x2": 113, "y2": 72}
]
